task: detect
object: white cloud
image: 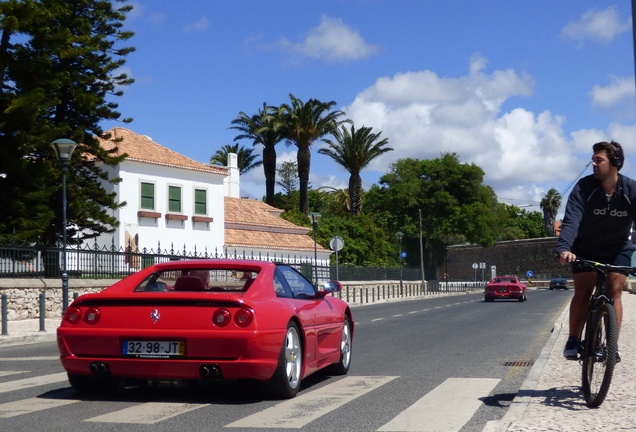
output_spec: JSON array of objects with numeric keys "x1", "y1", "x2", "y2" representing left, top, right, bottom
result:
[
  {"x1": 561, "y1": 6, "x2": 631, "y2": 45},
  {"x1": 341, "y1": 54, "x2": 601, "y2": 209},
  {"x1": 184, "y1": 17, "x2": 209, "y2": 33},
  {"x1": 589, "y1": 76, "x2": 635, "y2": 108},
  {"x1": 278, "y1": 15, "x2": 379, "y2": 63}
]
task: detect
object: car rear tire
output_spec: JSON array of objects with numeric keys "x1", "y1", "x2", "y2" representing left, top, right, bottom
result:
[
  {"x1": 485, "y1": 296, "x2": 494, "y2": 302},
  {"x1": 68, "y1": 373, "x2": 118, "y2": 394},
  {"x1": 328, "y1": 315, "x2": 352, "y2": 375},
  {"x1": 265, "y1": 322, "x2": 302, "y2": 399}
]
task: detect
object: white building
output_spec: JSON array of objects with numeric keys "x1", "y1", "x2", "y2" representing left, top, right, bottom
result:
[{"x1": 88, "y1": 128, "x2": 330, "y2": 269}]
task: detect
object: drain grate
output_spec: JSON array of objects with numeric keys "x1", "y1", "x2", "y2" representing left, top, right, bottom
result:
[{"x1": 503, "y1": 361, "x2": 534, "y2": 367}]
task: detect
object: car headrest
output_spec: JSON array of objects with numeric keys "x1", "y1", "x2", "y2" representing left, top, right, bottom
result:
[{"x1": 174, "y1": 275, "x2": 206, "y2": 291}]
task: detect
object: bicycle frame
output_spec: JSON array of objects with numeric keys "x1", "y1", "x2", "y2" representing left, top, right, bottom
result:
[{"x1": 575, "y1": 258, "x2": 627, "y2": 408}]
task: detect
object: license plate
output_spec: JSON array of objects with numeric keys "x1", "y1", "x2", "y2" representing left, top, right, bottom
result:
[
  {"x1": 499, "y1": 288, "x2": 507, "y2": 292},
  {"x1": 122, "y1": 340, "x2": 185, "y2": 358}
]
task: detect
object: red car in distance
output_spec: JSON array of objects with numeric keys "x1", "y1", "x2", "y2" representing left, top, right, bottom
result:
[
  {"x1": 57, "y1": 259, "x2": 353, "y2": 399},
  {"x1": 484, "y1": 275, "x2": 528, "y2": 302}
]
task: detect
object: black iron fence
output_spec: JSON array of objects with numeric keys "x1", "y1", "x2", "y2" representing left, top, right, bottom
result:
[{"x1": 0, "y1": 238, "x2": 422, "y2": 282}]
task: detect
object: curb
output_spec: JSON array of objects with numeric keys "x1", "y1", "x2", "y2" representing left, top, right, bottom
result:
[
  {"x1": 0, "y1": 332, "x2": 57, "y2": 347},
  {"x1": 482, "y1": 300, "x2": 570, "y2": 432}
]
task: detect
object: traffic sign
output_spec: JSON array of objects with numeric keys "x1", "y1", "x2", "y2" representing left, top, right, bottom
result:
[
  {"x1": 329, "y1": 236, "x2": 344, "y2": 251},
  {"x1": 400, "y1": 251, "x2": 407, "y2": 258},
  {"x1": 526, "y1": 270, "x2": 534, "y2": 278},
  {"x1": 472, "y1": 263, "x2": 478, "y2": 269}
]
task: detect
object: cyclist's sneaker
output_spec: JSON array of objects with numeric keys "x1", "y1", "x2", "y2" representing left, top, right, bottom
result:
[
  {"x1": 563, "y1": 336, "x2": 580, "y2": 360},
  {"x1": 616, "y1": 348, "x2": 621, "y2": 363}
]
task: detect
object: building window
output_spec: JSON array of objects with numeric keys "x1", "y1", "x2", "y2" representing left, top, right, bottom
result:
[
  {"x1": 168, "y1": 186, "x2": 181, "y2": 212},
  {"x1": 141, "y1": 182, "x2": 155, "y2": 210},
  {"x1": 194, "y1": 189, "x2": 207, "y2": 215}
]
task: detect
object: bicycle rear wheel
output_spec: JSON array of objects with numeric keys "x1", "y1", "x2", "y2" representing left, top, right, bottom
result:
[{"x1": 582, "y1": 302, "x2": 618, "y2": 408}]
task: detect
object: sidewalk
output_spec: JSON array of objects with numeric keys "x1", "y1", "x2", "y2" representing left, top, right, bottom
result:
[
  {"x1": 485, "y1": 290, "x2": 636, "y2": 431},
  {"x1": 0, "y1": 318, "x2": 61, "y2": 347}
]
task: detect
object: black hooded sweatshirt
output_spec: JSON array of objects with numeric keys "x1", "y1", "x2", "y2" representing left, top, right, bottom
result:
[{"x1": 555, "y1": 173, "x2": 636, "y2": 258}]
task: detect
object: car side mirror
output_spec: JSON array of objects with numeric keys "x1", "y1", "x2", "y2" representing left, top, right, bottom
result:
[{"x1": 319, "y1": 281, "x2": 342, "y2": 297}]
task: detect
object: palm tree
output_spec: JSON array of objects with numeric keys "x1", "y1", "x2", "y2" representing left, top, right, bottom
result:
[
  {"x1": 319, "y1": 124, "x2": 392, "y2": 215},
  {"x1": 230, "y1": 103, "x2": 284, "y2": 205},
  {"x1": 540, "y1": 188, "x2": 562, "y2": 236},
  {"x1": 276, "y1": 94, "x2": 348, "y2": 214},
  {"x1": 209, "y1": 143, "x2": 262, "y2": 175},
  {"x1": 317, "y1": 186, "x2": 351, "y2": 214}
]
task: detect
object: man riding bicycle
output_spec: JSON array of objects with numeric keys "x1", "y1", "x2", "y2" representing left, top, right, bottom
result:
[{"x1": 555, "y1": 141, "x2": 636, "y2": 361}]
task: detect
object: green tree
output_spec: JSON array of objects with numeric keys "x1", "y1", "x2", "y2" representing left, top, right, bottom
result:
[
  {"x1": 317, "y1": 186, "x2": 351, "y2": 216},
  {"x1": 319, "y1": 124, "x2": 392, "y2": 216},
  {"x1": 364, "y1": 154, "x2": 507, "y2": 275},
  {"x1": 500, "y1": 204, "x2": 546, "y2": 240},
  {"x1": 275, "y1": 160, "x2": 299, "y2": 196},
  {"x1": 210, "y1": 143, "x2": 262, "y2": 175},
  {"x1": 230, "y1": 103, "x2": 283, "y2": 205},
  {"x1": 540, "y1": 188, "x2": 562, "y2": 236},
  {"x1": 275, "y1": 94, "x2": 348, "y2": 214},
  {"x1": 0, "y1": 0, "x2": 135, "y2": 243}
]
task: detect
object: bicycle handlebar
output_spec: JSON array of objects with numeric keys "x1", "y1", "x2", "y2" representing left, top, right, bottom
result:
[{"x1": 574, "y1": 257, "x2": 636, "y2": 276}]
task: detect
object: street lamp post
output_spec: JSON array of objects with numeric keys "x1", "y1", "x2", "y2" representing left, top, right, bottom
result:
[
  {"x1": 309, "y1": 212, "x2": 322, "y2": 286},
  {"x1": 396, "y1": 231, "x2": 404, "y2": 296},
  {"x1": 50, "y1": 138, "x2": 78, "y2": 315}
]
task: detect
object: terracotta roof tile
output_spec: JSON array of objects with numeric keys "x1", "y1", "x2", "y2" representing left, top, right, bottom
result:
[
  {"x1": 98, "y1": 127, "x2": 228, "y2": 175},
  {"x1": 224, "y1": 197, "x2": 328, "y2": 252}
]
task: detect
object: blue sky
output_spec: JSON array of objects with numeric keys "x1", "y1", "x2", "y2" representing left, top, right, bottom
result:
[{"x1": 104, "y1": 1, "x2": 636, "y2": 217}]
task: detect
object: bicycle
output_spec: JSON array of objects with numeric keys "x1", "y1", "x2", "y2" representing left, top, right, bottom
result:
[{"x1": 574, "y1": 258, "x2": 635, "y2": 408}]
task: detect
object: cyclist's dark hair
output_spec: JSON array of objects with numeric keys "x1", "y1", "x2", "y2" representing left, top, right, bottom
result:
[{"x1": 593, "y1": 140, "x2": 624, "y2": 171}]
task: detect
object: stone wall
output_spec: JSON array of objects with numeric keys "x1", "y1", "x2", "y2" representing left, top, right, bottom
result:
[
  {"x1": 445, "y1": 237, "x2": 563, "y2": 281},
  {"x1": 0, "y1": 279, "x2": 119, "y2": 320}
]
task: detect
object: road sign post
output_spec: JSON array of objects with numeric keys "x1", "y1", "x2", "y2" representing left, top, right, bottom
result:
[{"x1": 329, "y1": 236, "x2": 344, "y2": 281}]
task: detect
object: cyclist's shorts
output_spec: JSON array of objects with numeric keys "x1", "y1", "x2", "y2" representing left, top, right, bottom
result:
[{"x1": 571, "y1": 249, "x2": 633, "y2": 275}]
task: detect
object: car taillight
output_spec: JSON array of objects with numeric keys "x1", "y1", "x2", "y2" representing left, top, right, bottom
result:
[
  {"x1": 84, "y1": 307, "x2": 101, "y2": 325},
  {"x1": 234, "y1": 308, "x2": 253, "y2": 327},
  {"x1": 212, "y1": 308, "x2": 231, "y2": 327},
  {"x1": 64, "y1": 307, "x2": 82, "y2": 325}
]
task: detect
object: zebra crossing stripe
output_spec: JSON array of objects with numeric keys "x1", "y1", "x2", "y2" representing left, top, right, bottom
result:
[
  {"x1": 0, "y1": 372, "x2": 68, "y2": 394},
  {"x1": 0, "y1": 357, "x2": 59, "y2": 361},
  {"x1": 226, "y1": 375, "x2": 398, "y2": 429},
  {"x1": 0, "y1": 397, "x2": 79, "y2": 418},
  {"x1": 377, "y1": 377, "x2": 500, "y2": 431},
  {"x1": 85, "y1": 402, "x2": 207, "y2": 424},
  {"x1": 0, "y1": 371, "x2": 28, "y2": 377}
]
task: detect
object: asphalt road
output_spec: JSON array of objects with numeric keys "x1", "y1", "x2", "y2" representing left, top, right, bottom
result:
[{"x1": 0, "y1": 289, "x2": 572, "y2": 432}]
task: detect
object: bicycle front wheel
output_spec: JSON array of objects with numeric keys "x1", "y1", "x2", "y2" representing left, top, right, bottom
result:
[{"x1": 582, "y1": 302, "x2": 618, "y2": 408}]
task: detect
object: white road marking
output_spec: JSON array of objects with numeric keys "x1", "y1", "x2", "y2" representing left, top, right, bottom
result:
[
  {"x1": 0, "y1": 357, "x2": 59, "y2": 361},
  {"x1": 392, "y1": 314, "x2": 402, "y2": 317},
  {"x1": 372, "y1": 318, "x2": 384, "y2": 322},
  {"x1": 408, "y1": 311, "x2": 418, "y2": 314},
  {"x1": 226, "y1": 376, "x2": 398, "y2": 429},
  {"x1": 0, "y1": 371, "x2": 28, "y2": 377},
  {"x1": 377, "y1": 377, "x2": 500, "y2": 432},
  {"x1": 0, "y1": 372, "x2": 68, "y2": 394},
  {"x1": 85, "y1": 402, "x2": 206, "y2": 424},
  {"x1": 421, "y1": 309, "x2": 430, "y2": 312},
  {"x1": 0, "y1": 397, "x2": 79, "y2": 418}
]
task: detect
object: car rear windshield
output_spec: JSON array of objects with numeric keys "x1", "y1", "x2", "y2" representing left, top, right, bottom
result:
[{"x1": 134, "y1": 269, "x2": 259, "y2": 292}]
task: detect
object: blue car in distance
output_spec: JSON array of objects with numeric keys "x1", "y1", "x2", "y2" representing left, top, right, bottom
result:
[{"x1": 549, "y1": 277, "x2": 568, "y2": 290}]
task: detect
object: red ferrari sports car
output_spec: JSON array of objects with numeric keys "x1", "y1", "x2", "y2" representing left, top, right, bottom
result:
[
  {"x1": 57, "y1": 259, "x2": 353, "y2": 399},
  {"x1": 484, "y1": 275, "x2": 528, "y2": 302}
]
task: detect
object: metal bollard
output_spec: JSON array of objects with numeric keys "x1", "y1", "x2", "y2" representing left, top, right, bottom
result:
[
  {"x1": 73, "y1": 292, "x2": 79, "y2": 301},
  {"x1": 366, "y1": 288, "x2": 368, "y2": 304},
  {"x1": 1, "y1": 294, "x2": 7, "y2": 335},
  {"x1": 39, "y1": 293, "x2": 46, "y2": 332},
  {"x1": 346, "y1": 286, "x2": 349, "y2": 303},
  {"x1": 372, "y1": 287, "x2": 375, "y2": 303}
]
